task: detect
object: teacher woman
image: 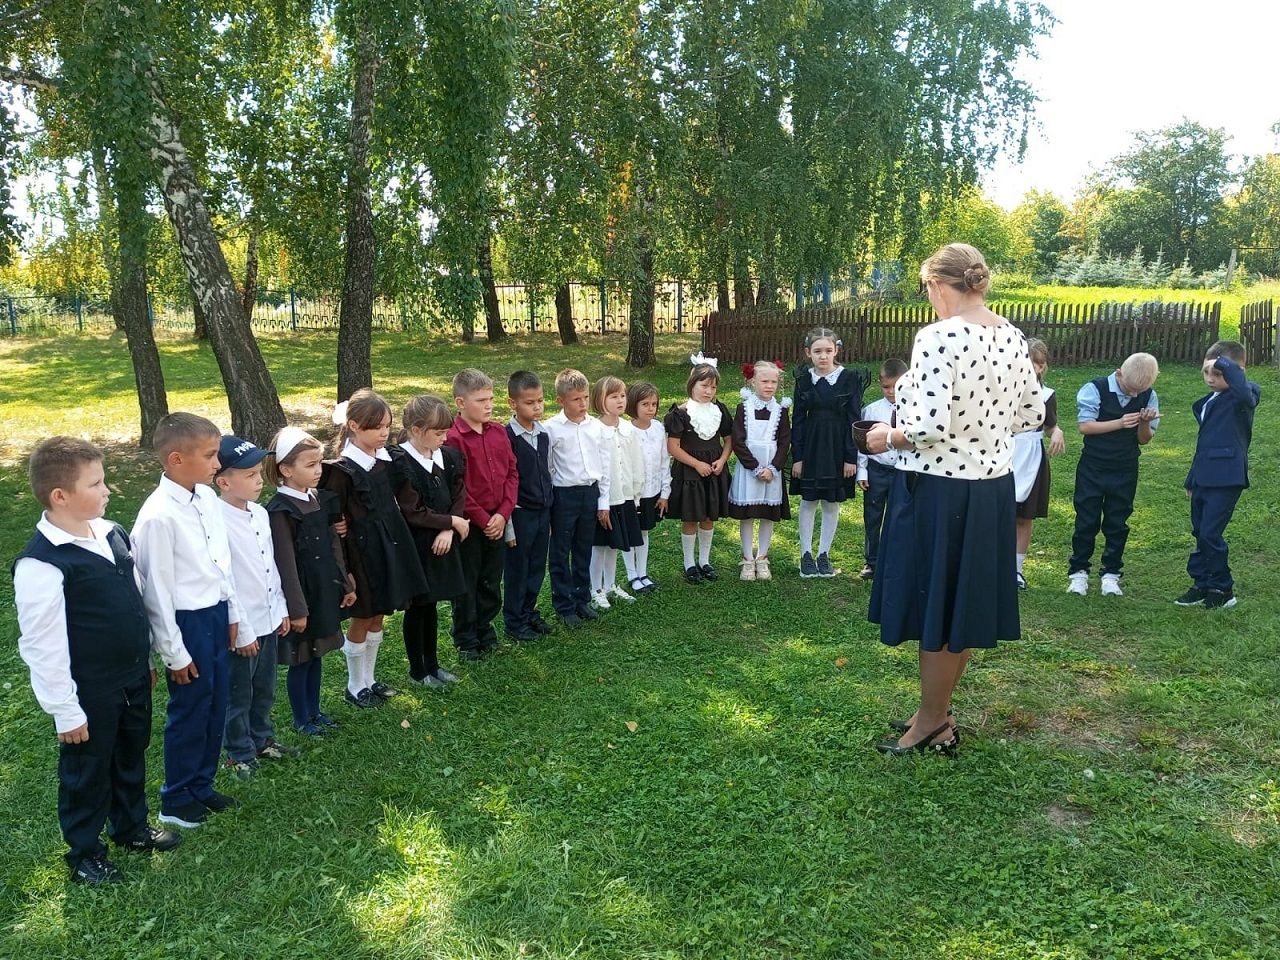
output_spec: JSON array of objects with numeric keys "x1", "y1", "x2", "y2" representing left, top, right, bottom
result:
[{"x1": 866, "y1": 243, "x2": 1045, "y2": 755}]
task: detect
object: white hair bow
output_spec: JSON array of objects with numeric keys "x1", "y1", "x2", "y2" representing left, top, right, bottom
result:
[
  {"x1": 274, "y1": 426, "x2": 314, "y2": 463},
  {"x1": 332, "y1": 400, "x2": 350, "y2": 425},
  {"x1": 689, "y1": 352, "x2": 719, "y2": 368}
]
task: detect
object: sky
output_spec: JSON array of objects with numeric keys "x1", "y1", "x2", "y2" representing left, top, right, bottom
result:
[{"x1": 983, "y1": 0, "x2": 1279, "y2": 210}]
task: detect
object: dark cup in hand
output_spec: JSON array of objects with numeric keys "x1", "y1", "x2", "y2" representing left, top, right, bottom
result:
[{"x1": 852, "y1": 420, "x2": 878, "y2": 455}]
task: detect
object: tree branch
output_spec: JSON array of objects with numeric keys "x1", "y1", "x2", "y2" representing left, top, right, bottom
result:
[{"x1": 0, "y1": 64, "x2": 62, "y2": 93}]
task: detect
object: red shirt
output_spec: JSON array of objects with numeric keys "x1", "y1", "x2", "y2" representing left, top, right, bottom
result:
[{"x1": 445, "y1": 418, "x2": 519, "y2": 527}]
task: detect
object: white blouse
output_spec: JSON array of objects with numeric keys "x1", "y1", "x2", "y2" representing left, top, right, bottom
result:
[
  {"x1": 894, "y1": 316, "x2": 1045, "y2": 479},
  {"x1": 633, "y1": 420, "x2": 672, "y2": 500}
]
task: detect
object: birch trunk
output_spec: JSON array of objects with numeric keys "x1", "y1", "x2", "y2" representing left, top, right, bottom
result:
[
  {"x1": 554, "y1": 281, "x2": 578, "y2": 345},
  {"x1": 478, "y1": 235, "x2": 506, "y2": 341}
]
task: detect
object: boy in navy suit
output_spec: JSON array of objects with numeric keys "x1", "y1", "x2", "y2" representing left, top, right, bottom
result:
[
  {"x1": 504, "y1": 370, "x2": 555, "y2": 641},
  {"x1": 1175, "y1": 340, "x2": 1260, "y2": 609}
]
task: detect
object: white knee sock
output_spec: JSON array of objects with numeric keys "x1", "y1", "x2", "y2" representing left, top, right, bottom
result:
[
  {"x1": 1016, "y1": 553, "x2": 1026, "y2": 574},
  {"x1": 818, "y1": 501, "x2": 840, "y2": 554},
  {"x1": 636, "y1": 533, "x2": 650, "y2": 578},
  {"x1": 740, "y1": 520, "x2": 755, "y2": 559},
  {"x1": 681, "y1": 532, "x2": 696, "y2": 569},
  {"x1": 622, "y1": 543, "x2": 639, "y2": 580},
  {"x1": 590, "y1": 546, "x2": 607, "y2": 592},
  {"x1": 603, "y1": 548, "x2": 618, "y2": 591},
  {"x1": 798, "y1": 500, "x2": 818, "y2": 555},
  {"x1": 758, "y1": 520, "x2": 774, "y2": 558},
  {"x1": 697, "y1": 527, "x2": 714, "y2": 566},
  {"x1": 364, "y1": 630, "x2": 382, "y2": 689},
  {"x1": 343, "y1": 639, "x2": 364, "y2": 696}
]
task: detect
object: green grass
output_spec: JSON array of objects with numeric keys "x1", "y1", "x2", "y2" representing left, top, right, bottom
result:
[{"x1": 2, "y1": 331, "x2": 1278, "y2": 960}]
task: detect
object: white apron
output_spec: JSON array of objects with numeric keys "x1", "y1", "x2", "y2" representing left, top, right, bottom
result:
[
  {"x1": 729, "y1": 391, "x2": 788, "y2": 507},
  {"x1": 1012, "y1": 386, "x2": 1053, "y2": 503}
]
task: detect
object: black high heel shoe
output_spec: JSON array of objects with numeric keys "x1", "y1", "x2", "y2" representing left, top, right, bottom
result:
[
  {"x1": 875, "y1": 722, "x2": 958, "y2": 756},
  {"x1": 888, "y1": 708, "x2": 954, "y2": 733}
]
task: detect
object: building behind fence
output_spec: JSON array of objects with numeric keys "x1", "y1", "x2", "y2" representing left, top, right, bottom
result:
[{"x1": 703, "y1": 300, "x2": 1230, "y2": 366}]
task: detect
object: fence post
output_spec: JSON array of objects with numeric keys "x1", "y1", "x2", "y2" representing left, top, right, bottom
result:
[
  {"x1": 599, "y1": 281, "x2": 606, "y2": 334},
  {"x1": 75, "y1": 291, "x2": 83, "y2": 331},
  {"x1": 676, "y1": 280, "x2": 684, "y2": 333},
  {"x1": 528, "y1": 286, "x2": 536, "y2": 333},
  {"x1": 822, "y1": 270, "x2": 831, "y2": 305},
  {"x1": 289, "y1": 287, "x2": 298, "y2": 331},
  {"x1": 6, "y1": 297, "x2": 15, "y2": 335}
]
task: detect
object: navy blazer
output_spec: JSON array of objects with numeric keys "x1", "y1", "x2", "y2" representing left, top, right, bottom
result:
[{"x1": 1185, "y1": 357, "x2": 1260, "y2": 489}]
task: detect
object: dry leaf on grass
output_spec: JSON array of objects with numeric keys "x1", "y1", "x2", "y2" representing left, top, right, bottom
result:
[
  {"x1": 400, "y1": 719, "x2": 411, "y2": 729},
  {"x1": 625, "y1": 720, "x2": 639, "y2": 733},
  {"x1": 834, "y1": 657, "x2": 849, "y2": 668}
]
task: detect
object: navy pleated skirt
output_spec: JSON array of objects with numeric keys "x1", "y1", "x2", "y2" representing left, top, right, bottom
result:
[
  {"x1": 593, "y1": 500, "x2": 643, "y2": 550},
  {"x1": 869, "y1": 470, "x2": 1020, "y2": 652}
]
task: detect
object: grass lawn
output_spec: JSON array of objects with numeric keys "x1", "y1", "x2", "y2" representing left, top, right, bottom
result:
[{"x1": 1, "y1": 330, "x2": 1278, "y2": 960}]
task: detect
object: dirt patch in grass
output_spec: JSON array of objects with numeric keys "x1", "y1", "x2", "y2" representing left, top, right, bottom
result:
[{"x1": 1045, "y1": 802, "x2": 1095, "y2": 830}]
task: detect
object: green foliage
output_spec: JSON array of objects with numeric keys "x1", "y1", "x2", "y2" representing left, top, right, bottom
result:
[
  {"x1": 1049, "y1": 248, "x2": 1243, "y2": 291},
  {"x1": 1228, "y1": 151, "x2": 1280, "y2": 276},
  {"x1": 913, "y1": 185, "x2": 1032, "y2": 270}
]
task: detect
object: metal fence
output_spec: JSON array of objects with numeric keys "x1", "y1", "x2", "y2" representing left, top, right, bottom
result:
[{"x1": 0, "y1": 272, "x2": 862, "y2": 338}]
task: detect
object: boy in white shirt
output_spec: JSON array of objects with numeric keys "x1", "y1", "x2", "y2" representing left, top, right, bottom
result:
[
  {"x1": 14, "y1": 437, "x2": 181, "y2": 885},
  {"x1": 213, "y1": 435, "x2": 294, "y2": 779},
  {"x1": 132, "y1": 413, "x2": 244, "y2": 829},
  {"x1": 856, "y1": 359, "x2": 907, "y2": 580}
]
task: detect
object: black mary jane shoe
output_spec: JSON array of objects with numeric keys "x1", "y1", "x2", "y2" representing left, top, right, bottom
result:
[
  {"x1": 875, "y1": 722, "x2": 958, "y2": 757},
  {"x1": 684, "y1": 565, "x2": 704, "y2": 585},
  {"x1": 699, "y1": 563, "x2": 718, "y2": 582},
  {"x1": 888, "y1": 708, "x2": 954, "y2": 733}
]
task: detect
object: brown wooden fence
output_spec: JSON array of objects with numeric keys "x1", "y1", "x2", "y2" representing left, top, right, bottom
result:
[
  {"x1": 1239, "y1": 299, "x2": 1276, "y2": 365},
  {"x1": 702, "y1": 300, "x2": 1222, "y2": 366}
]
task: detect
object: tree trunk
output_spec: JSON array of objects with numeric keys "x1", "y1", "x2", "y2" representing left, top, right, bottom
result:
[
  {"x1": 114, "y1": 171, "x2": 169, "y2": 448},
  {"x1": 716, "y1": 277, "x2": 731, "y2": 313},
  {"x1": 626, "y1": 236, "x2": 656, "y2": 368},
  {"x1": 554, "y1": 281, "x2": 578, "y2": 345},
  {"x1": 241, "y1": 227, "x2": 259, "y2": 322},
  {"x1": 477, "y1": 235, "x2": 505, "y2": 341},
  {"x1": 733, "y1": 254, "x2": 755, "y2": 310},
  {"x1": 148, "y1": 79, "x2": 284, "y2": 445},
  {"x1": 192, "y1": 291, "x2": 208, "y2": 340},
  {"x1": 89, "y1": 145, "x2": 125, "y2": 332},
  {"x1": 336, "y1": 19, "x2": 379, "y2": 401},
  {"x1": 757, "y1": 239, "x2": 778, "y2": 306}
]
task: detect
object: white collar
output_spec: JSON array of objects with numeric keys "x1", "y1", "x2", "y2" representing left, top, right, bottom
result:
[
  {"x1": 404, "y1": 442, "x2": 445, "y2": 473},
  {"x1": 551, "y1": 410, "x2": 592, "y2": 428},
  {"x1": 341, "y1": 442, "x2": 391, "y2": 471},
  {"x1": 277, "y1": 485, "x2": 315, "y2": 502},
  {"x1": 37, "y1": 513, "x2": 115, "y2": 546},
  {"x1": 810, "y1": 366, "x2": 843, "y2": 386},
  {"x1": 159, "y1": 473, "x2": 202, "y2": 503},
  {"x1": 508, "y1": 417, "x2": 544, "y2": 437},
  {"x1": 740, "y1": 386, "x2": 791, "y2": 412}
]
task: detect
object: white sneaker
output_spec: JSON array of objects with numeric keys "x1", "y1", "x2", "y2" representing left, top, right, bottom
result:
[
  {"x1": 740, "y1": 557, "x2": 757, "y2": 581},
  {"x1": 607, "y1": 585, "x2": 636, "y2": 603},
  {"x1": 1067, "y1": 571, "x2": 1088, "y2": 595},
  {"x1": 590, "y1": 590, "x2": 611, "y2": 610},
  {"x1": 754, "y1": 556, "x2": 772, "y2": 581},
  {"x1": 1100, "y1": 573, "x2": 1123, "y2": 597}
]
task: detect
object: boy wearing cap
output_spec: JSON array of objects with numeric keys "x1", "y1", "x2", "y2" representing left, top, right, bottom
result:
[{"x1": 214, "y1": 436, "x2": 295, "y2": 778}]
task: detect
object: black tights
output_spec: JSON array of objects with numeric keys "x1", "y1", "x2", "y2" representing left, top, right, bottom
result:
[{"x1": 402, "y1": 602, "x2": 440, "y2": 680}]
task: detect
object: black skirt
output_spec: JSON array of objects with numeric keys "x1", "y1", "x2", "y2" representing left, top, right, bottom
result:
[
  {"x1": 1015, "y1": 446, "x2": 1051, "y2": 520},
  {"x1": 593, "y1": 500, "x2": 643, "y2": 549},
  {"x1": 637, "y1": 494, "x2": 664, "y2": 531},
  {"x1": 870, "y1": 471, "x2": 1020, "y2": 652}
]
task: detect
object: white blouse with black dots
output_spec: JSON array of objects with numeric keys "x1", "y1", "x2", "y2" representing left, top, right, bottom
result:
[{"x1": 894, "y1": 316, "x2": 1045, "y2": 479}]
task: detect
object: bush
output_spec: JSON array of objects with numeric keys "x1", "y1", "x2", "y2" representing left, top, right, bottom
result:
[{"x1": 1050, "y1": 248, "x2": 1236, "y2": 290}]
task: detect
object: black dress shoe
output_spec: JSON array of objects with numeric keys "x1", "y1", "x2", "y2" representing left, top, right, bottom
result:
[
  {"x1": 457, "y1": 649, "x2": 484, "y2": 662},
  {"x1": 700, "y1": 563, "x2": 718, "y2": 582},
  {"x1": 115, "y1": 825, "x2": 183, "y2": 853},
  {"x1": 344, "y1": 688, "x2": 380, "y2": 707},
  {"x1": 888, "y1": 708, "x2": 954, "y2": 733},
  {"x1": 560, "y1": 612, "x2": 584, "y2": 628},
  {"x1": 684, "y1": 565, "x2": 703, "y2": 584},
  {"x1": 70, "y1": 854, "x2": 124, "y2": 885},
  {"x1": 510, "y1": 628, "x2": 539, "y2": 642},
  {"x1": 530, "y1": 618, "x2": 555, "y2": 635},
  {"x1": 369, "y1": 681, "x2": 398, "y2": 700},
  {"x1": 201, "y1": 790, "x2": 240, "y2": 813},
  {"x1": 576, "y1": 605, "x2": 600, "y2": 621},
  {"x1": 875, "y1": 722, "x2": 958, "y2": 756}
]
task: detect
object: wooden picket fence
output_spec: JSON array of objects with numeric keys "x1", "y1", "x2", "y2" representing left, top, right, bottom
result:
[
  {"x1": 1239, "y1": 299, "x2": 1276, "y2": 365},
  {"x1": 701, "y1": 300, "x2": 1222, "y2": 366}
]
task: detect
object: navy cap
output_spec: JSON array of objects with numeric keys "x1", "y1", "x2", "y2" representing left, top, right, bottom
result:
[{"x1": 217, "y1": 435, "x2": 269, "y2": 474}]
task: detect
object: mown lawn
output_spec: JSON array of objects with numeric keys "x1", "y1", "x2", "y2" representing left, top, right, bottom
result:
[{"x1": 1, "y1": 330, "x2": 1277, "y2": 960}]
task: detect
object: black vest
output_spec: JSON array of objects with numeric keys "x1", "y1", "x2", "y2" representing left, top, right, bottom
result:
[
  {"x1": 506, "y1": 425, "x2": 554, "y2": 509},
  {"x1": 1081, "y1": 376, "x2": 1153, "y2": 467},
  {"x1": 14, "y1": 524, "x2": 151, "y2": 691}
]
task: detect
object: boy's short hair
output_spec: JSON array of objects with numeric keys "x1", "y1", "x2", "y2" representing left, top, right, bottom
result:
[
  {"x1": 508, "y1": 370, "x2": 542, "y2": 397},
  {"x1": 590, "y1": 375, "x2": 627, "y2": 415},
  {"x1": 153, "y1": 412, "x2": 220, "y2": 461},
  {"x1": 555, "y1": 368, "x2": 589, "y2": 397},
  {"x1": 625, "y1": 381, "x2": 659, "y2": 419},
  {"x1": 879, "y1": 358, "x2": 908, "y2": 379},
  {"x1": 28, "y1": 436, "x2": 104, "y2": 508},
  {"x1": 452, "y1": 368, "x2": 493, "y2": 398},
  {"x1": 1120, "y1": 352, "x2": 1159, "y2": 391},
  {"x1": 1205, "y1": 340, "x2": 1247, "y2": 365}
]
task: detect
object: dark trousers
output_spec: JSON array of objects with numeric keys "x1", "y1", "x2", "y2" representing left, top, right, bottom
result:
[
  {"x1": 224, "y1": 631, "x2": 278, "y2": 762},
  {"x1": 58, "y1": 672, "x2": 151, "y2": 866},
  {"x1": 1188, "y1": 485, "x2": 1243, "y2": 591},
  {"x1": 162, "y1": 601, "x2": 230, "y2": 807},
  {"x1": 550, "y1": 484, "x2": 598, "y2": 616},
  {"x1": 1069, "y1": 457, "x2": 1138, "y2": 575},
  {"x1": 451, "y1": 530, "x2": 504, "y2": 652},
  {"x1": 861, "y1": 461, "x2": 896, "y2": 569},
  {"x1": 504, "y1": 505, "x2": 551, "y2": 633}
]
